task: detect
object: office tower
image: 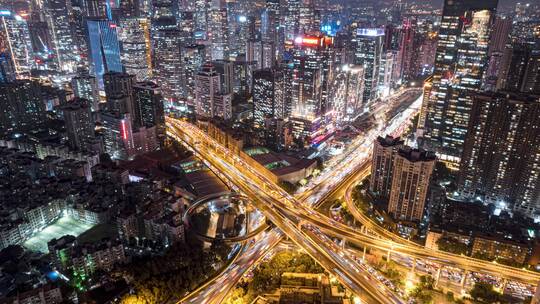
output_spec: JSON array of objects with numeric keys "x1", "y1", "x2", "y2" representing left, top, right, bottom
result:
[
  {"x1": 498, "y1": 44, "x2": 540, "y2": 94},
  {"x1": 380, "y1": 51, "x2": 397, "y2": 94},
  {"x1": 0, "y1": 80, "x2": 45, "y2": 133},
  {"x1": 422, "y1": 0, "x2": 498, "y2": 163},
  {"x1": 182, "y1": 44, "x2": 206, "y2": 104},
  {"x1": 353, "y1": 28, "x2": 384, "y2": 103},
  {"x1": 212, "y1": 60, "x2": 234, "y2": 94},
  {"x1": 290, "y1": 35, "x2": 330, "y2": 120},
  {"x1": 119, "y1": 0, "x2": 141, "y2": 18},
  {"x1": 483, "y1": 17, "x2": 512, "y2": 91},
  {"x1": 82, "y1": 0, "x2": 108, "y2": 18},
  {"x1": 87, "y1": 19, "x2": 123, "y2": 84},
  {"x1": 232, "y1": 57, "x2": 255, "y2": 95},
  {"x1": 178, "y1": 11, "x2": 195, "y2": 45},
  {"x1": 247, "y1": 40, "x2": 275, "y2": 70},
  {"x1": 152, "y1": 0, "x2": 178, "y2": 18},
  {"x1": 208, "y1": 0, "x2": 229, "y2": 60},
  {"x1": 71, "y1": 75, "x2": 100, "y2": 111},
  {"x1": 103, "y1": 72, "x2": 136, "y2": 116},
  {"x1": 59, "y1": 98, "x2": 95, "y2": 150},
  {"x1": 253, "y1": 69, "x2": 285, "y2": 126},
  {"x1": 194, "y1": 0, "x2": 209, "y2": 34},
  {"x1": 332, "y1": 64, "x2": 365, "y2": 124},
  {"x1": 0, "y1": 10, "x2": 34, "y2": 76},
  {"x1": 151, "y1": 17, "x2": 183, "y2": 101},
  {"x1": 101, "y1": 112, "x2": 135, "y2": 160},
  {"x1": 133, "y1": 81, "x2": 165, "y2": 143},
  {"x1": 396, "y1": 19, "x2": 415, "y2": 82},
  {"x1": 459, "y1": 91, "x2": 540, "y2": 217},
  {"x1": 118, "y1": 18, "x2": 152, "y2": 80},
  {"x1": 195, "y1": 63, "x2": 232, "y2": 119},
  {"x1": 262, "y1": 0, "x2": 279, "y2": 44},
  {"x1": 0, "y1": 52, "x2": 16, "y2": 84},
  {"x1": 387, "y1": 147, "x2": 436, "y2": 221},
  {"x1": 43, "y1": 0, "x2": 78, "y2": 72},
  {"x1": 284, "y1": 0, "x2": 300, "y2": 41},
  {"x1": 298, "y1": 0, "x2": 316, "y2": 34},
  {"x1": 229, "y1": 15, "x2": 254, "y2": 58},
  {"x1": 370, "y1": 135, "x2": 404, "y2": 198},
  {"x1": 70, "y1": 3, "x2": 90, "y2": 69},
  {"x1": 417, "y1": 76, "x2": 432, "y2": 135}
]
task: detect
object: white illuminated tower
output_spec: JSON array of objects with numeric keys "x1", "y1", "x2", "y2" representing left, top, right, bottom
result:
[
  {"x1": 353, "y1": 28, "x2": 384, "y2": 104},
  {"x1": 151, "y1": 17, "x2": 183, "y2": 102},
  {"x1": 43, "y1": 0, "x2": 78, "y2": 72},
  {"x1": 0, "y1": 11, "x2": 34, "y2": 77},
  {"x1": 118, "y1": 18, "x2": 152, "y2": 80}
]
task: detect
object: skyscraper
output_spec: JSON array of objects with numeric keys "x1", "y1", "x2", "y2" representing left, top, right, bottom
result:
[
  {"x1": 387, "y1": 147, "x2": 436, "y2": 222},
  {"x1": 59, "y1": 98, "x2": 95, "y2": 151},
  {"x1": 353, "y1": 28, "x2": 384, "y2": 103},
  {"x1": 101, "y1": 111, "x2": 135, "y2": 160},
  {"x1": 133, "y1": 81, "x2": 165, "y2": 143},
  {"x1": 253, "y1": 68, "x2": 285, "y2": 126},
  {"x1": 208, "y1": 0, "x2": 229, "y2": 60},
  {"x1": 71, "y1": 74, "x2": 100, "y2": 111},
  {"x1": 87, "y1": 19, "x2": 123, "y2": 84},
  {"x1": 0, "y1": 10, "x2": 34, "y2": 76},
  {"x1": 332, "y1": 64, "x2": 365, "y2": 123},
  {"x1": 422, "y1": 0, "x2": 498, "y2": 162},
  {"x1": 43, "y1": 0, "x2": 78, "y2": 72},
  {"x1": 118, "y1": 18, "x2": 152, "y2": 80},
  {"x1": 182, "y1": 44, "x2": 206, "y2": 104},
  {"x1": 458, "y1": 91, "x2": 540, "y2": 217},
  {"x1": 195, "y1": 63, "x2": 232, "y2": 119},
  {"x1": 103, "y1": 71, "x2": 136, "y2": 117},
  {"x1": 370, "y1": 135, "x2": 404, "y2": 198},
  {"x1": 0, "y1": 52, "x2": 15, "y2": 84},
  {"x1": 0, "y1": 80, "x2": 45, "y2": 133},
  {"x1": 151, "y1": 17, "x2": 183, "y2": 101}
]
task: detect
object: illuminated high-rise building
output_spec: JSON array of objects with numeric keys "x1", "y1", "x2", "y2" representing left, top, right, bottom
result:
[
  {"x1": 151, "y1": 17, "x2": 183, "y2": 101},
  {"x1": 388, "y1": 147, "x2": 435, "y2": 222},
  {"x1": 43, "y1": 0, "x2": 78, "y2": 72},
  {"x1": 0, "y1": 10, "x2": 34, "y2": 77},
  {"x1": 87, "y1": 19, "x2": 123, "y2": 84},
  {"x1": 247, "y1": 39, "x2": 275, "y2": 70},
  {"x1": 0, "y1": 52, "x2": 15, "y2": 84},
  {"x1": 59, "y1": 98, "x2": 95, "y2": 151},
  {"x1": 458, "y1": 91, "x2": 540, "y2": 217},
  {"x1": 182, "y1": 44, "x2": 206, "y2": 104},
  {"x1": 133, "y1": 81, "x2": 165, "y2": 143},
  {"x1": 71, "y1": 74, "x2": 100, "y2": 111},
  {"x1": 101, "y1": 111, "x2": 135, "y2": 160},
  {"x1": 353, "y1": 28, "x2": 384, "y2": 103},
  {"x1": 332, "y1": 64, "x2": 365, "y2": 124},
  {"x1": 253, "y1": 68, "x2": 285, "y2": 126},
  {"x1": 208, "y1": 0, "x2": 229, "y2": 60},
  {"x1": 118, "y1": 18, "x2": 152, "y2": 80},
  {"x1": 422, "y1": 0, "x2": 498, "y2": 162},
  {"x1": 370, "y1": 135, "x2": 404, "y2": 199},
  {"x1": 0, "y1": 80, "x2": 45, "y2": 133},
  {"x1": 289, "y1": 35, "x2": 334, "y2": 142},
  {"x1": 195, "y1": 63, "x2": 232, "y2": 119},
  {"x1": 283, "y1": 0, "x2": 300, "y2": 41}
]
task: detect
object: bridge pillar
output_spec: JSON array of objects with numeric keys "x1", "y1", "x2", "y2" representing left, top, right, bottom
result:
[
  {"x1": 531, "y1": 281, "x2": 540, "y2": 304},
  {"x1": 362, "y1": 246, "x2": 367, "y2": 261},
  {"x1": 411, "y1": 258, "x2": 416, "y2": 272},
  {"x1": 434, "y1": 267, "x2": 442, "y2": 288},
  {"x1": 460, "y1": 270, "x2": 468, "y2": 288},
  {"x1": 500, "y1": 279, "x2": 508, "y2": 293},
  {"x1": 387, "y1": 249, "x2": 391, "y2": 261}
]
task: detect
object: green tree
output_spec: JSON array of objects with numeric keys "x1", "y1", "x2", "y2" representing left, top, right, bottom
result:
[
  {"x1": 436, "y1": 237, "x2": 468, "y2": 255},
  {"x1": 469, "y1": 282, "x2": 501, "y2": 303}
]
